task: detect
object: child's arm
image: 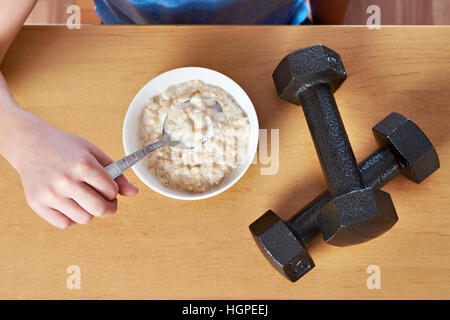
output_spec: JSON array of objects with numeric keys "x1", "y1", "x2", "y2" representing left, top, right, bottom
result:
[
  {"x1": 310, "y1": 0, "x2": 349, "y2": 25},
  {"x1": 0, "y1": 0, "x2": 138, "y2": 229},
  {"x1": 0, "y1": 0, "x2": 37, "y2": 61}
]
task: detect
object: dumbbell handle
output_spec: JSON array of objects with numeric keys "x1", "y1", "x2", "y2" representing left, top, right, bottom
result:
[
  {"x1": 289, "y1": 147, "x2": 400, "y2": 244},
  {"x1": 300, "y1": 84, "x2": 364, "y2": 197}
]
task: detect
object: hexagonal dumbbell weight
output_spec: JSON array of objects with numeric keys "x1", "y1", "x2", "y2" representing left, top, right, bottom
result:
[
  {"x1": 273, "y1": 45, "x2": 398, "y2": 246},
  {"x1": 249, "y1": 113, "x2": 439, "y2": 282}
]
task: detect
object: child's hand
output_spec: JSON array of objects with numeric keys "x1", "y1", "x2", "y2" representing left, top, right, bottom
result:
[{"x1": 9, "y1": 114, "x2": 138, "y2": 229}]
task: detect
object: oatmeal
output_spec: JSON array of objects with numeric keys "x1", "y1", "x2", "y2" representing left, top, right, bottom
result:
[{"x1": 139, "y1": 80, "x2": 251, "y2": 192}]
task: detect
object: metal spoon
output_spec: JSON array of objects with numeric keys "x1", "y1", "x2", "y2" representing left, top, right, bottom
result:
[{"x1": 105, "y1": 101, "x2": 223, "y2": 179}]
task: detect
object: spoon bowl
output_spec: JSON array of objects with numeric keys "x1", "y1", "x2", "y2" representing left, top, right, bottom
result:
[{"x1": 105, "y1": 101, "x2": 222, "y2": 179}]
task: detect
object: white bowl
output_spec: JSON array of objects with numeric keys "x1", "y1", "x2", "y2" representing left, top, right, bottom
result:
[{"x1": 123, "y1": 67, "x2": 259, "y2": 200}]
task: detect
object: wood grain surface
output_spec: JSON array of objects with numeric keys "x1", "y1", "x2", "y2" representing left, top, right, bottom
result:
[{"x1": 1, "y1": 26, "x2": 449, "y2": 299}]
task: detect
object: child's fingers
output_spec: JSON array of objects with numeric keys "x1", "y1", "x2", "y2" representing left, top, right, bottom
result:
[
  {"x1": 87, "y1": 143, "x2": 114, "y2": 167},
  {"x1": 79, "y1": 156, "x2": 119, "y2": 201},
  {"x1": 67, "y1": 181, "x2": 117, "y2": 217},
  {"x1": 34, "y1": 206, "x2": 75, "y2": 229},
  {"x1": 88, "y1": 144, "x2": 139, "y2": 196},
  {"x1": 115, "y1": 174, "x2": 139, "y2": 196},
  {"x1": 51, "y1": 198, "x2": 94, "y2": 225}
]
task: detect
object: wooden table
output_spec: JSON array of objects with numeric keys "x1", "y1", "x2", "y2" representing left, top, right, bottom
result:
[{"x1": 1, "y1": 26, "x2": 449, "y2": 299}]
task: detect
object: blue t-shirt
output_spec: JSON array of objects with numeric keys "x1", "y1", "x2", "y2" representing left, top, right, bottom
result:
[{"x1": 94, "y1": 0, "x2": 310, "y2": 24}]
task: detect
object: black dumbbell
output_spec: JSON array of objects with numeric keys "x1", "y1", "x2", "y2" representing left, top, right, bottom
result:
[
  {"x1": 273, "y1": 45, "x2": 398, "y2": 247},
  {"x1": 249, "y1": 113, "x2": 440, "y2": 282},
  {"x1": 249, "y1": 45, "x2": 440, "y2": 282}
]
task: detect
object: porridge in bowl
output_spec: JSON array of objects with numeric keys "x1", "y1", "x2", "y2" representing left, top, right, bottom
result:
[{"x1": 139, "y1": 80, "x2": 251, "y2": 192}]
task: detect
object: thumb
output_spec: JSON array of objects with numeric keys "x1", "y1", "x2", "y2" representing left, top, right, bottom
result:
[{"x1": 115, "y1": 174, "x2": 139, "y2": 197}]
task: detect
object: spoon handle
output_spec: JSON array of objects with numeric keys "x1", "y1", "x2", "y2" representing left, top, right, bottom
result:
[{"x1": 105, "y1": 140, "x2": 164, "y2": 179}]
